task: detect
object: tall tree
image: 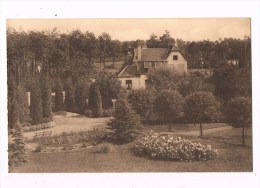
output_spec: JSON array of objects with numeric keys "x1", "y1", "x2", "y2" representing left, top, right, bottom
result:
[
  {"x1": 30, "y1": 79, "x2": 43, "y2": 125},
  {"x1": 98, "y1": 32, "x2": 112, "y2": 69},
  {"x1": 88, "y1": 81, "x2": 103, "y2": 117}
]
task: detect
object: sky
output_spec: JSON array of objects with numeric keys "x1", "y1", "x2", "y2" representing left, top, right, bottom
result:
[{"x1": 7, "y1": 18, "x2": 250, "y2": 41}]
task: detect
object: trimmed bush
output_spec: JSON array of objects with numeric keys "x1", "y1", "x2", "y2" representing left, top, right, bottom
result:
[
  {"x1": 54, "y1": 78, "x2": 64, "y2": 111},
  {"x1": 41, "y1": 76, "x2": 52, "y2": 119},
  {"x1": 103, "y1": 109, "x2": 114, "y2": 117},
  {"x1": 30, "y1": 79, "x2": 43, "y2": 125},
  {"x1": 108, "y1": 96, "x2": 143, "y2": 143},
  {"x1": 89, "y1": 82, "x2": 103, "y2": 117},
  {"x1": 134, "y1": 131, "x2": 218, "y2": 162},
  {"x1": 154, "y1": 90, "x2": 184, "y2": 123},
  {"x1": 85, "y1": 109, "x2": 93, "y2": 117},
  {"x1": 74, "y1": 77, "x2": 89, "y2": 115}
]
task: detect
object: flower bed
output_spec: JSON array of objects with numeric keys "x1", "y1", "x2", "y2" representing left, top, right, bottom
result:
[
  {"x1": 22, "y1": 121, "x2": 55, "y2": 132},
  {"x1": 133, "y1": 131, "x2": 218, "y2": 162}
]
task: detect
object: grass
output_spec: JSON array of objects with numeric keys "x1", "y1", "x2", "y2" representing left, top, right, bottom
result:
[{"x1": 10, "y1": 127, "x2": 252, "y2": 172}]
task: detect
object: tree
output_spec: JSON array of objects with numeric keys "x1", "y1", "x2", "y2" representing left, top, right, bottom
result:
[
  {"x1": 54, "y1": 78, "x2": 64, "y2": 111},
  {"x1": 11, "y1": 124, "x2": 27, "y2": 166},
  {"x1": 30, "y1": 80, "x2": 43, "y2": 125},
  {"x1": 108, "y1": 95, "x2": 143, "y2": 143},
  {"x1": 211, "y1": 65, "x2": 251, "y2": 103},
  {"x1": 41, "y1": 76, "x2": 52, "y2": 119},
  {"x1": 121, "y1": 42, "x2": 129, "y2": 63},
  {"x1": 16, "y1": 85, "x2": 30, "y2": 124},
  {"x1": 88, "y1": 81, "x2": 103, "y2": 117},
  {"x1": 64, "y1": 77, "x2": 75, "y2": 112},
  {"x1": 74, "y1": 77, "x2": 89, "y2": 115},
  {"x1": 98, "y1": 32, "x2": 112, "y2": 69},
  {"x1": 8, "y1": 76, "x2": 18, "y2": 129},
  {"x1": 184, "y1": 91, "x2": 221, "y2": 137},
  {"x1": 95, "y1": 72, "x2": 121, "y2": 109},
  {"x1": 146, "y1": 67, "x2": 181, "y2": 91},
  {"x1": 128, "y1": 89, "x2": 156, "y2": 120},
  {"x1": 225, "y1": 96, "x2": 252, "y2": 145},
  {"x1": 110, "y1": 40, "x2": 121, "y2": 68},
  {"x1": 154, "y1": 90, "x2": 184, "y2": 124}
]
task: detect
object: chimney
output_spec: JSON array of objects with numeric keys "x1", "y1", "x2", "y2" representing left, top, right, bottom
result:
[{"x1": 137, "y1": 41, "x2": 142, "y2": 61}]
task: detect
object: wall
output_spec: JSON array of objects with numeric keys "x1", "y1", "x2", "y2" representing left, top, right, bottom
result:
[
  {"x1": 118, "y1": 75, "x2": 147, "y2": 90},
  {"x1": 167, "y1": 51, "x2": 187, "y2": 73}
]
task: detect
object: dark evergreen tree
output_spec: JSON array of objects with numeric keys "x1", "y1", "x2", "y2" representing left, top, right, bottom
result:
[
  {"x1": 8, "y1": 76, "x2": 18, "y2": 129},
  {"x1": 89, "y1": 82, "x2": 103, "y2": 117},
  {"x1": 64, "y1": 77, "x2": 75, "y2": 112},
  {"x1": 54, "y1": 78, "x2": 64, "y2": 111},
  {"x1": 41, "y1": 76, "x2": 52, "y2": 119},
  {"x1": 30, "y1": 79, "x2": 43, "y2": 125},
  {"x1": 108, "y1": 95, "x2": 143, "y2": 143},
  {"x1": 74, "y1": 77, "x2": 89, "y2": 115},
  {"x1": 11, "y1": 124, "x2": 28, "y2": 166},
  {"x1": 16, "y1": 85, "x2": 30, "y2": 125}
]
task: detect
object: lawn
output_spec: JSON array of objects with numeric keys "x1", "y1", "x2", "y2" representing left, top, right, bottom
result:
[{"x1": 10, "y1": 123, "x2": 252, "y2": 172}]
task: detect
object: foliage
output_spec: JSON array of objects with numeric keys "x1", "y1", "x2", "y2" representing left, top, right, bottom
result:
[
  {"x1": 41, "y1": 76, "x2": 52, "y2": 119},
  {"x1": 211, "y1": 65, "x2": 251, "y2": 102},
  {"x1": 34, "y1": 128, "x2": 108, "y2": 146},
  {"x1": 64, "y1": 77, "x2": 75, "y2": 112},
  {"x1": 95, "y1": 71, "x2": 121, "y2": 109},
  {"x1": 178, "y1": 72, "x2": 215, "y2": 97},
  {"x1": 225, "y1": 96, "x2": 252, "y2": 145},
  {"x1": 154, "y1": 90, "x2": 184, "y2": 123},
  {"x1": 74, "y1": 77, "x2": 89, "y2": 115},
  {"x1": 10, "y1": 124, "x2": 28, "y2": 166},
  {"x1": 183, "y1": 91, "x2": 221, "y2": 136},
  {"x1": 108, "y1": 96, "x2": 143, "y2": 143},
  {"x1": 8, "y1": 76, "x2": 18, "y2": 129},
  {"x1": 85, "y1": 110, "x2": 93, "y2": 117},
  {"x1": 146, "y1": 67, "x2": 181, "y2": 91},
  {"x1": 133, "y1": 131, "x2": 218, "y2": 162},
  {"x1": 103, "y1": 109, "x2": 114, "y2": 117},
  {"x1": 88, "y1": 82, "x2": 103, "y2": 117},
  {"x1": 94, "y1": 143, "x2": 111, "y2": 153},
  {"x1": 54, "y1": 78, "x2": 64, "y2": 111},
  {"x1": 22, "y1": 120, "x2": 55, "y2": 132},
  {"x1": 30, "y1": 79, "x2": 43, "y2": 125},
  {"x1": 146, "y1": 30, "x2": 175, "y2": 48},
  {"x1": 128, "y1": 89, "x2": 156, "y2": 119}
]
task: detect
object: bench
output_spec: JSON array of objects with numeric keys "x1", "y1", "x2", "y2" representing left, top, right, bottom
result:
[{"x1": 35, "y1": 130, "x2": 52, "y2": 137}]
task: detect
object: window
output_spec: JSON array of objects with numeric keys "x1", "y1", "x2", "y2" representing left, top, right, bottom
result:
[
  {"x1": 173, "y1": 55, "x2": 178, "y2": 60},
  {"x1": 126, "y1": 80, "x2": 132, "y2": 90}
]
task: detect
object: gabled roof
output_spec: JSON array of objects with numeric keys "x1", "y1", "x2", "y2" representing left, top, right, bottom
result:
[
  {"x1": 117, "y1": 65, "x2": 139, "y2": 78},
  {"x1": 141, "y1": 48, "x2": 168, "y2": 61}
]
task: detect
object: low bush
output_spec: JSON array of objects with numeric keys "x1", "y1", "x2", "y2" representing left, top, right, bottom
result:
[
  {"x1": 85, "y1": 109, "x2": 93, "y2": 117},
  {"x1": 54, "y1": 111, "x2": 67, "y2": 116},
  {"x1": 22, "y1": 121, "x2": 55, "y2": 132},
  {"x1": 103, "y1": 109, "x2": 114, "y2": 117},
  {"x1": 34, "y1": 145, "x2": 43, "y2": 153},
  {"x1": 34, "y1": 128, "x2": 108, "y2": 146},
  {"x1": 94, "y1": 143, "x2": 111, "y2": 153},
  {"x1": 133, "y1": 131, "x2": 218, "y2": 162}
]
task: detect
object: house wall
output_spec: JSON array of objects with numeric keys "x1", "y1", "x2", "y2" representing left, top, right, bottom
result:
[
  {"x1": 167, "y1": 51, "x2": 187, "y2": 73},
  {"x1": 118, "y1": 75, "x2": 147, "y2": 90}
]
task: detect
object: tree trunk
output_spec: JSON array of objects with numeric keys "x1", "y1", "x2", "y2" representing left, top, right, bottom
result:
[
  {"x1": 242, "y1": 126, "x2": 245, "y2": 146},
  {"x1": 200, "y1": 123, "x2": 203, "y2": 137}
]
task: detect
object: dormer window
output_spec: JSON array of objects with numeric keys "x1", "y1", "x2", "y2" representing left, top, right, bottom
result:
[{"x1": 173, "y1": 55, "x2": 178, "y2": 60}]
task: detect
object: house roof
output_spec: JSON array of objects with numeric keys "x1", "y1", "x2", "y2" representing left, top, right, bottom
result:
[
  {"x1": 141, "y1": 48, "x2": 168, "y2": 61},
  {"x1": 117, "y1": 65, "x2": 139, "y2": 78}
]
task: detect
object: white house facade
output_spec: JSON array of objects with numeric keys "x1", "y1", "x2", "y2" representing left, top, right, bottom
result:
[{"x1": 117, "y1": 44, "x2": 187, "y2": 90}]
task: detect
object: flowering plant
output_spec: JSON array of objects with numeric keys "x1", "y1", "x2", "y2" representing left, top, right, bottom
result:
[{"x1": 133, "y1": 131, "x2": 218, "y2": 162}]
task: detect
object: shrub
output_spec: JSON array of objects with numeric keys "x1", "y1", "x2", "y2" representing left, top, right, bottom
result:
[
  {"x1": 103, "y1": 109, "x2": 114, "y2": 117},
  {"x1": 154, "y1": 90, "x2": 184, "y2": 123},
  {"x1": 128, "y1": 89, "x2": 156, "y2": 119},
  {"x1": 225, "y1": 96, "x2": 252, "y2": 145},
  {"x1": 54, "y1": 78, "x2": 64, "y2": 111},
  {"x1": 41, "y1": 76, "x2": 52, "y2": 119},
  {"x1": 88, "y1": 82, "x2": 103, "y2": 117},
  {"x1": 34, "y1": 145, "x2": 43, "y2": 153},
  {"x1": 184, "y1": 91, "x2": 221, "y2": 137},
  {"x1": 134, "y1": 131, "x2": 218, "y2": 162},
  {"x1": 108, "y1": 96, "x2": 143, "y2": 143},
  {"x1": 64, "y1": 77, "x2": 75, "y2": 112},
  {"x1": 30, "y1": 79, "x2": 43, "y2": 125},
  {"x1": 94, "y1": 143, "x2": 111, "y2": 153},
  {"x1": 54, "y1": 111, "x2": 67, "y2": 116},
  {"x1": 85, "y1": 109, "x2": 93, "y2": 117}
]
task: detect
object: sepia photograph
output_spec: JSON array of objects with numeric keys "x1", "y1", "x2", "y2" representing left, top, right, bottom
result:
[{"x1": 6, "y1": 18, "x2": 253, "y2": 173}]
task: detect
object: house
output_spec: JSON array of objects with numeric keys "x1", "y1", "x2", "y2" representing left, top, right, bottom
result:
[{"x1": 117, "y1": 44, "x2": 188, "y2": 90}]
